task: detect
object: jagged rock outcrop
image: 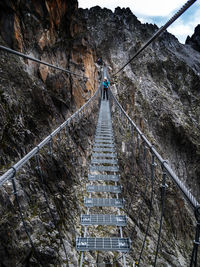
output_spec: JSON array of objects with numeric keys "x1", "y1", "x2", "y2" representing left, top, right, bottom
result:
[
  {"x1": 0, "y1": 0, "x2": 99, "y2": 266},
  {"x1": 186, "y1": 24, "x2": 200, "y2": 52},
  {"x1": 0, "y1": 0, "x2": 98, "y2": 166},
  {"x1": 1, "y1": 2, "x2": 200, "y2": 267},
  {"x1": 79, "y1": 4, "x2": 200, "y2": 201},
  {"x1": 77, "y1": 6, "x2": 200, "y2": 266}
]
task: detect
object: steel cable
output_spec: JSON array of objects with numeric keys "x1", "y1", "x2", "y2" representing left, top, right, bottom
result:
[
  {"x1": 0, "y1": 45, "x2": 87, "y2": 79},
  {"x1": 113, "y1": 0, "x2": 197, "y2": 76},
  {"x1": 0, "y1": 88, "x2": 100, "y2": 187},
  {"x1": 35, "y1": 153, "x2": 69, "y2": 266},
  {"x1": 110, "y1": 90, "x2": 150, "y2": 241},
  {"x1": 137, "y1": 154, "x2": 156, "y2": 266},
  {"x1": 11, "y1": 172, "x2": 44, "y2": 266},
  {"x1": 109, "y1": 88, "x2": 199, "y2": 209},
  {"x1": 153, "y1": 165, "x2": 167, "y2": 266}
]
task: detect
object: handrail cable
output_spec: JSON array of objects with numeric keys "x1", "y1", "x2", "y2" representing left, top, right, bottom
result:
[
  {"x1": 0, "y1": 88, "x2": 100, "y2": 186},
  {"x1": 35, "y1": 153, "x2": 69, "y2": 266},
  {"x1": 113, "y1": 0, "x2": 197, "y2": 76},
  {"x1": 0, "y1": 45, "x2": 87, "y2": 79},
  {"x1": 109, "y1": 88, "x2": 199, "y2": 210},
  {"x1": 11, "y1": 173, "x2": 44, "y2": 266},
  {"x1": 138, "y1": 154, "x2": 155, "y2": 265},
  {"x1": 153, "y1": 165, "x2": 167, "y2": 266}
]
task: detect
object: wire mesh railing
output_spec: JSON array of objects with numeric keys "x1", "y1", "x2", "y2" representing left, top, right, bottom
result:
[
  {"x1": 108, "y1": 87, "x2": 200, "y2": 266},
  {"x1": 0, "y1": 88, "x2": 100, "y2": 266}
]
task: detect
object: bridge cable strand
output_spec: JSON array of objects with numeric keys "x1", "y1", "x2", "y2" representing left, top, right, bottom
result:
[
  {"x1": 138, "y1": 154, "x2": 156, "y2": 265},
  {"x1": 0, "y1": 88, "x2": 100, "y2": 187},
  {"x1": 153, "y1": 164, "x2": 167, "y2": 266},
  {"x1": 0, "y1": 45, "x2": 88, "y2": 79},
  {"x1": 127, "y1": 125, "x2": 139, "y2": 207},
  {"x1": 109, "y1": 85, "x2": 200, "y2": 264},
  {"x1": 11, "y1": 169, "x2": 44, "y2": 266},
  {"x1": 113, "y1": 0, "x2": 197, "y2": 76},
  {"x1": 134, "y1": 143, "x2": 149, "y2": 235},
  {"x1": 113, "y1": 102, "x2": 149, "y2": 242},
  {"x1": 109, "y1": 88, "x2": 199, "y2": 209},
  {"x1": 190, "y1": 206, "x2": 200, "y2": 267},
  {"x1": 35, "y1": 152, "x2": 70, "y2": 266},
  {"x1": 190, "y1": 223, "x2": 200, "y2": 267}
]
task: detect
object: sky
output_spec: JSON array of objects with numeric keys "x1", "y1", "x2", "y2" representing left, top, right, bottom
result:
[{"x1": 78, "y1": 0, "x2": 200, "y2": 43}]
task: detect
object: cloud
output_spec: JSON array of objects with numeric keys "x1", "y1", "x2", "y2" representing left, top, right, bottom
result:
[
  {"x1": 78, "y1": 0, "x2": 200, "y2": 43},
  {"x1": 78, "y1": 0, "x2": 187, "y2": 16},
  {"x1": 168, "y1": 2, "x2": 200, "y2": 43},
  {"x1": 168, "y1": 22, "x2": 193, "y2": 43}
]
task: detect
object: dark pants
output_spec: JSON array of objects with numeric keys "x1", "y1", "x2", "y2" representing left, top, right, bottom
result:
[{"x1": 103, "y1": 87, "x2": 108, "y2": 100}]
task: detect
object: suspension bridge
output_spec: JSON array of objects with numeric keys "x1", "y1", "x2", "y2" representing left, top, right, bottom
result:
[{"x1": 0, "y1": 0, "x2": 200, "y2": 266}]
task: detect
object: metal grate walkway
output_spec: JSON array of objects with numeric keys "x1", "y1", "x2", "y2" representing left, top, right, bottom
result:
[
  {"x1": 80, "y1": 214, "x2": 127, "y2": 226},
  {"x1": 76, "y1": 98, "x2": 130, "y2": 266},
  {"x1": 93, "y1": 147, "x2": 115, "y2": 152},
  {"x1": 84, "y1": 197, "x2": 124, "y2": 208},
  {"x1": 88, "y1": 174, "x2": 120, "y2": 181},
  {"x1": 92, "y1": 152, "x2": 117, "y2": 158},
  {"x1": 90, "y1": 165, "x2": 119, "y2": 172},
  {"x1": 76, "y1": 237, "x2": 131, "y2": 252},
  {"x1": 91, "y1": 158, "x2": 118, "y2": 164},
  {"x1": 86, "y1": 184, "x2": 121, "y2": 193}
]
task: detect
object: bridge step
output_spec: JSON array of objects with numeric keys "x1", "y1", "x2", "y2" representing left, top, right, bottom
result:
[
  {"x1": 81, "y1": 214, "x2": 127, "y2": 226},
  {"x1": 96, "y1": 128, "x2": 113, "y2": 132},
  {"x1": 90, "y1": 165, "x2": 119, "y2": 172},
  {"x1": 76, "y1": 237, "x2": 131, "y2": 252},
  {"x1": 97, "y1": 125, "x2": 112, "y2": 127},
  {"x1": 95, "y1": 139, "x2": 114, "y2": 143},
  {"x1": 92, "y1": 153, "x2": 117, "y2": 158},
  {"x1": 84, "y1": 197, "x2": 124, "y2": 207},
  {"x1": 91, "y1": 158, "x2": 118, "y2": 164},
  {"x1": 96, "y1": 125, "x2": 112, "y2": 128},
  {"x1": 94, "y1": 140, "x2": 114, "y2": 144},
  {"x1": 86, "y1": 184, "x2": 121, "y2": 193},
  {"x1": 96, "y1": 129, "x2": 113, "y2": 136},
  {"x1": 96, "y1": 131, "x2": 113, "y2": 135},
  {"x1": 94, "y1": 143, "x2": 115, "y2": 148},
  {"x1": 88, "y1": 174, "x2": 119, "y2": 181},
  {"x1": 95, "y1": 135, "x2": 113, "y2": 139},
  {"x1": 95, "y1": 131, "x2": 113, "y2": 135},
  {"x1": 93, "y1": 147, "x2": 115, "y2": 153}
]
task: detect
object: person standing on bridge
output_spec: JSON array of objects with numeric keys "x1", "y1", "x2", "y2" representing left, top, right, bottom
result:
[{"x1": 102, "y1": 77, "x2": 109, "y2": 100}]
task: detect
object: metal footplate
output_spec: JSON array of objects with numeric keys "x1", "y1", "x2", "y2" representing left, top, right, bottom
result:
[
  {"x1": 88, "y1": 174, "x2": 119, "y2": 181},
  {"x1": 81, "y1": 214, "x2": 127, "y2": 226},
  {"x1": 94, "y1": 143, "x2": 115, "y2": 148},
  {"x1": 96, "y1": 129, "x2": 113, "y2": 133},
  {"x1": 86, "y1": 184, "x2": 121, "y2": 193},
  {"x1": 94, "y1": 140, "x2": 114, "y2": 144},
  {"x1": 76, "y1": 237, "x2": 131, "y2": 252},
  {"x1": 84, "y1": 197, "x2": 124, "y2": 208},
  {"x1": 90, "y1": 165, "x2": 119, "y2": 172},
  {"x1": 92, "y1": 153, "x2": 117, "y2": 158},
  {"x1": 95, "y1": 132, "x2": 113, "y2": 136},
  {"x1": 93, "y1": 147, "x2": 115, "y2": 153},
  {"x1": 91, "y1": 158, "x2": 118, "y2": 164},
  {"x1": 95, "y1": 136, "x2": 114, "y2": 140},
  {"x1": 96, "y1": 129, "x2": 112, "y2": 131}
]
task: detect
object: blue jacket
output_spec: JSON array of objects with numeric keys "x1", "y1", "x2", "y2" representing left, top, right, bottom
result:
[{"x1": 103, "y1": 80, "x2": 109, "y2": 88}]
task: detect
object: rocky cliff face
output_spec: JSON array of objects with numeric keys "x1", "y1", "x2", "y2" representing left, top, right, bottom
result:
[
  {"x1": 78, "y1": 6, "x2": 200, "y2": 266},
  {"x1": 79, "y1": 4, "x2": 200, "y2": 205},
  {"x1": 186, "y1": 24, "x2": 200, "y2": 52},
  {"x1": 0, "y1": 0, "x2": 98, "y2": 167},
  {"x1": 1, "y1": 2, "x2": 200, "y2": 267},
  {"x1": 0, "y1": 0, "x2": 99, "y2": 266}
]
